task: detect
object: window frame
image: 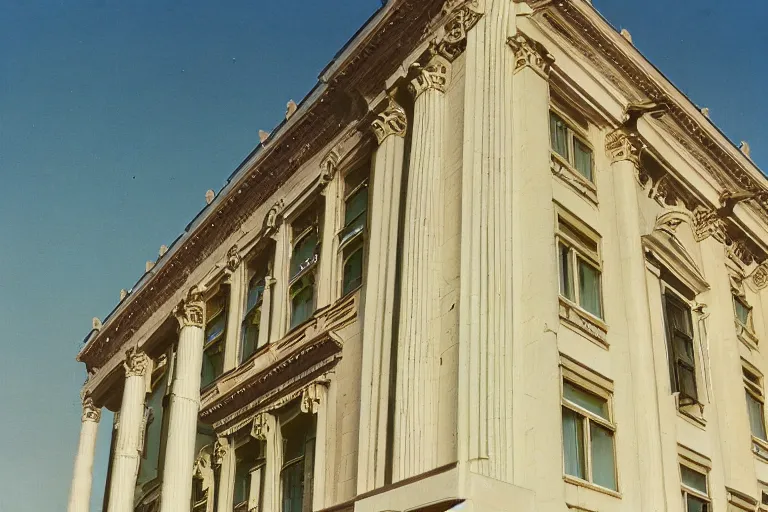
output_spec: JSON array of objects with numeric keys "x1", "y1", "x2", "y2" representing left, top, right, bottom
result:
[
  {"x1": 279, "y1": 406, "x2": 317, "y2": 512},
  {"x1": 232, "y1": 435, "x2": 266, "y2": 512},
  {"x1": 288, "y1": 200, "x2": 323, "y2": 330},
  {"x1": 240, "y1": 249, "x2": 273, "y2": 364},
  {"x1": 549, "y1": 109, "x2": 595, "y2": 183},
  {"x1": 201, "y1": 284, "x2": 229, "y2": 389},
  {"x1": 556, "y1": 207, "x2": 604, "y2": 321},
  {"x1": 679, "y1": 462, "x2": 710, "y2": 512},
  {"x1": 743, "y1": 361, "x2": 768, "y2": 459},
  {"x1": 337, "y1": 164, "x2": 370, "y2": 298}
]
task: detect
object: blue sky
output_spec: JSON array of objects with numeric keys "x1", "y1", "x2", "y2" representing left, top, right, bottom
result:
[{"x1": 0, "y1": 1, "x2": 764, "y2": 511}]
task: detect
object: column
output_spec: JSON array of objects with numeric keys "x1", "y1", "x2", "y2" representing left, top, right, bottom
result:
[
  {"x1": 457, "y1": 0, "x2": 515, "y2": 482},
  {"x1": 304, "y1": 383, "x2": 329, "y2": 511},
  {"x1": 606, "y1": 130, "x2": 667, "y2": 511},
  {"x1": 252, "y1": 413, "x2": 281, "y2": 512},
  {"x1": 393, "y1": 54, "x2": 450, "y2": 482},
  {"x1": 67, "y1": 394, "x2": 102, "y2": 512},
  {"x1": 214, "y1": 438, "x2": 235, "y2": 512},
  {"x1": 356, "y1": 97, "x2": 408, "y2": 492},
  {"x1": 508, "y1": 33, "x2": 561, "y2": 492},
  {"x1": 160, "y1": 288, "x2": 206, "y2": 512},
  {"x1": 107, "y1": 348, "x2": 150, "y2": 512}
]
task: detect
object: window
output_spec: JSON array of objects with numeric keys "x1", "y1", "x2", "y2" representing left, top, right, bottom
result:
[
  {"x1": 557, "y1": 211, "x2": 603, "y2": 319},
  {"x1": 241, "y1": 252, "x2": 271, "y2": 363},
  {"x1": 233, "y1": 438, "x2": 265, "y2": 512},
  {"x1": 680, "y1": 464, "x2": 709, "y2": 512},
  {"x1": 137, "y1": 360, "x2": 168, "y2": 485},
  {"x1": 744, "y1": 364, "x2": 768, "y2": 460},
  {"x1": 734, "y1": 294, "x2": 754, "y2": 331},
  {"x1": 281, "y1": 410, "x2": 317, "y2": 512},
  {"x1": 289, "y1": 201, "x2": 323, "y2": 329},
  {"x1": 339, "y1": 165, "x2": 368, "y2": 296},
  {"x1": 202, "y1": 289, "x2": 228, "y2": 388},
  {"x1": 550, "y1": 111, "x2": 593, "y2": 182},
  {"x1": 663, "y1": 291, "x2": 698, "y2": 404},
  {"x1": 192, "y1": 475, "x2": 208, "y2": 512},
  {"x1": 561, "y1": 380, "x2": 617, "y2": 491}
]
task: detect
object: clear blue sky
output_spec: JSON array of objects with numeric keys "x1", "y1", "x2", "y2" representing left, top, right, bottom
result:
[{"x1": 0, "y1": 1, "x2": 764, "y2": 511}]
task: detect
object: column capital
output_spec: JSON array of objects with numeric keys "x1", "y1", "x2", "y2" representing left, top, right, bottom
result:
[
  {"x1": 507, "y1": 32, "x2": 554, "y2": 79},
  {"x1": 225, "y1": 245, "x2": 242, "y2": 273},
  {"x1": 81, "y1": 393, "x2": 102, "y2": 423},
  {"x1": 123, "y1": 347, "x2": 150, "y2": 378},
  {"x1": 409, "y1": 55, "x2": 451, "y2": 98},
  {"x1": 606, "y1": 129, "x2": 644, "y2": 167},
  {"x1": 300, "y1": 381, "x2": 328, "y2": 414},
  {"x1": 213, "y1": 437, "x2": 230, "y2": 466},
  {"x1": 174, "y1": 286, "x2": 205, "y2": 329},
  {"x1": 435, "y1": 0, "x2": 484, "y2": 61},
  {"x1": 371, "y1": 99, "x2": 408, "y2": 145},
  {"x1": 250, "y1": 412, "x2": 272, "y2": 441}
]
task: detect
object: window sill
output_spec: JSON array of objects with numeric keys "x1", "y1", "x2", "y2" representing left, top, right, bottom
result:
[
  {"x1": 551, "y1": 152, "x2": 598, "y2": 207},
  {"x1": 563, "y1": 475, "x2": 621, "y2": 499},
  {"x1": 559, "y1": 296, "x2": 608, "y2": 349},
  {"x1": 737, "y1": 322, "x2": 760, "y2": 351},
  {"x1": 675, "y1": 396, "x2": 706, "y2": 429}
]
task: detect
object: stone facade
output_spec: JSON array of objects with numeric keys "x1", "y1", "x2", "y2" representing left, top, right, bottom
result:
[{"x1": 68, "y1": 1, "x2": 768, "y2": 512}]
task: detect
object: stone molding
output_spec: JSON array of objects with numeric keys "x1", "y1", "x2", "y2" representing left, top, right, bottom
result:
[
  {"x1": 409, "y1": 56, "x2": 451, "y2": 98},
  {"x1": 434, "y1": 0, "x2": 483, "y2": 62},
  {"x1": 123, "y1": 347, "x2": 150, "y2": 378},
  {"x1": 174, "y1": 287, "x2": 205, "y2": 329},
  {"x1": 507, "y1": 32, "x2": 554, "y2": 78},
  {"x1": 371, "y1": 99, "x2": 407, "y2": 145},
  {"x1": 605, "y1": 129, "x2": 643, "y2": 167},
  {"x1": 81, "y1": 394, "x2": 102, "y2": 423}
]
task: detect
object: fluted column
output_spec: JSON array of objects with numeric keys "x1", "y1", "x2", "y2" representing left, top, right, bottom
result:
[
  {"x1": 393, "y1": 55, "x2": 450, "y2": 482},
  {"x1": 457, "y1": 0, "x2": 515, "y2": 482},
  {"x1": 356, "y1": 97, "x2": 408, "y2": 492},
  {"x1": 107, "y1": 349, "x2": 150, "y2": 512},
  {"x1": 607, "y1": 130, "x2": 667, "y2": 511},
  {"x1": 160, "y1": 288, "x2": 206, "y2": 512},
  {"x1": 67, "y1": 394, "x2": 102, "y2": 512},
  {"x1": 214, "y1": 438, "x2": 235, "y2": 512}
]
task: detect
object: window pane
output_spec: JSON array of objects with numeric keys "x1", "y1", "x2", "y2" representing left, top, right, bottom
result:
[
  {"x1": 590, "y1": 422, "x2": 617, "y2": 490},
  {"x1": 578, "y1": 259, "x2": 602, "y2": 318},
  {"x1": 747, "y1": 392, "x2": 768, "y2": 440},
  {"x1": 681, "y1": 466, "x2": 707, "y2": 494},
  {"x1": 290, "y1": 274, "x2": 316, "y2": 329},
  {"x1": 344, "y1": 188, "x2": 368, "y2": 227},
  {"x1": 562, "y1": 407, "x2": 586, "y2": 479},
  {"x1": 138, "y1": 372, "x2": 167, "y2": 485},
  {"x1": 290, "y1": 231, "x2": 318, "y2": 279},
  {"x1": 666, "y1": 298, "x2": 693, "y2": 337},
  {"x1": 673, "y1": 334, "x2": 696, "y2": 365},
  {"x1": 201, "y1": 342, "x2": 224, "y2": 388},
  {"x1": 559, "y1": 244, "x2": 574, "y2": 301},
  {"x1": 342, "y1": 248, "x2": 364, "y2": 295},
  {"x1": 240, "y1": 307, "x2": 261, "y2": 362},
  {"x1": 550, "y1": 112, "x2": 569, "y2": 159},
  {"x1": 246, "y1": 276, "x2": 266, "y2": 312},
  {"x1": 574, "y1": 139, "x2": 593, "y2": 182},
  {"x1": 735, "y1": 297, "x2": 751, "y2": 327},
  {"x1": 677, "y1": 362, "x2": 698, "y2": 402},
  {"x1": 205, "y1": 314, "x2": 226, "y2": 345},
  {"x1": 686, "y1": 496, "x2": 708, "y2": 512},
  {"x1": 563, "y1": 381, "x2": 609, "y2": 419},
  {"x1": 281, "y1": 461, "x2": 304, "y2": 512}
]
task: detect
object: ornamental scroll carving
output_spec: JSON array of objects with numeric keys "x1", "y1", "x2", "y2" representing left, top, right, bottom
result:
[
  {"x1": 605, "y1": 130, "x2": 643, "y2": 167},
  {"x1": 435, "y1": 0, "x2": 483, "y2": 62},
  {"x1": 81, "y1": 394, "x2": 102, "y2": 423},
  {"x1": 300, "y1": 381, "x2": 327, "y2": 414},
  {"x1": 371, "y1": 99, "x2": 407, "y2": 145},
  {"x1": 213, "y1": 437, "x2": 229, "y2": 466},
  {"x1": 263, "y1": 199, "x2": 286, "y2": 235},
  {"x1": 409, "y1": 56, "x2": 451, "y2": 98},
  {"x1": 319, "y1": 148, "x2": 340, "y2": 188},
  {"x1": 124, "y1": 347, "x2": 150, "y2": 378},
  {"x1": 174, "y1": 287, "x2": 205, "y2": 329},
  {"x1": 226, "y1": 245, "x2": 242, "y2": 272},
  {"x1": 507, "y1": 32, "x2": 554, "y2": 78},
  {"x1": 250, "y1": 412, "x2": 270, "y2": 441}
]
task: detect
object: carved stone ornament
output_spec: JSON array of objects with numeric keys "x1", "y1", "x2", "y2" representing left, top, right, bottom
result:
[
  {"x1": 300, "y1": 382, "x2": 326, "y2": 414},
  {"x1": 435, "y1": 0, "x2": 483, "y2": 61},
  {"x1": 605, "y1": 129, "x2": 643, "y2": 167},
  {"x1": 753, "y1": 263, "x2": 768, "y2": 290},
  {"x1": 263, "y1": 199, "x2": 285, "y2": 234},
  {"x1": 409, "y1": 55, "x2": 451, "y2": 98},
  {"x1": 371, "y1": 99, "x2": 408, "y2": 145},
  {"x1": 691, "y1": 206, "x2": 727, "y2": 244},
  {"x1": 174, "y1": 286, "x2": 205, "y2": 329},
  {"x1": 226, "y1": 245, "x2": 242, "y2": 272},
  {"x1": 320, "y1": 148, "x2": 340, "y2": 187},
  {"x1": 507, "y1": 32, "x2": 554, "y2": 79},
  {"x1": 81, "y1": 394, "x2": 102, "y2": 423},
  {"x1": 213, "y1": 437, "x2": 229, "y2": 466},
  {"x1": 250, "y1": 412, "x2": 269, "y2": 441},
  {"x1": 124, "y1": 347, "x2": 150, "y2": 378}
]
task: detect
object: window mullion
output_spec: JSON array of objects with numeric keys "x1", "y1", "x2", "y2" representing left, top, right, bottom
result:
[
  {"x1": 571, "y1": 250, "x2": 580, "y2": 306},
  {"x1": 584, "y1": 416, "x2": 593, "y2": 483}
]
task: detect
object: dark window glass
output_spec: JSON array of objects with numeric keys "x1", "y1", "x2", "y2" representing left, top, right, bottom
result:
[
  {"x1": 559, "y1": 243, "x2": 574, "y2": 301},
  {"x1": 574, "y1": 138, "x2": 593, "y2": 182},
  {"x1": 342, "y1": 246, "x2": 364, "y2": 296},
  {"x1": 664, "y1": 293, "x2": 698, "y2": 403},
  {"x1": 290, "y1": 231, "x2": 319, "y2": 279},
  {"x1": 290, "y1": 274, "x2": 316, "y2": 329},
  {"x1": 550, "y1": 112, "x2": 569, "y2": 159},
  {"x1": 281, "y1": 413, "x2": 316, "y2": 512}
]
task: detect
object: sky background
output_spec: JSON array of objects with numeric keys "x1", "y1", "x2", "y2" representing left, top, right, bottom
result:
[{"x1": 0, "y1": 1, "x2": 765, "y2": 511}]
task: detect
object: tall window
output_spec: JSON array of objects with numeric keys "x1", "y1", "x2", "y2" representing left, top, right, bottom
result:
[
  {"x1": 241, "y1": 252, "x2": 271, "y2": 363},
  {"x1": 550, "y1": 111, "x2": 593, "y2": 182},
  {"x1": 289, "y1": 201, "x2": 323, "y2": 329},
  {"x1": 138, "y1": 361, "x2": 168, "y2": 485},
  {"x1": 663, "y1": 291, "x2": 698, "y2": 404},
  {"x1": 233, "y1": 438, "x2": 265, "y2": 512},
  {"x1": 680, "y1": 464, "x2": 709, "y2": 512},
  {"x1": 202, "y1": 289, "x2": 228, "y2": 389},
  {"x1": 744, "y1": 364, "x2": 768, "y2": 458},
  {"x1": 561, "y1": 380, "x2": 617, "y2": 491},
  {"x1": 734, "y1": 294, "x2": 754, "y2": 332},
  {"x1": 339, "y1": 165, "x2": 369, "y2": 296},
  {"x1": 281, "y1": 411, "x2": 317, "y2": 512},
  {"x1": 557, "y1": 211, "x2": 603, "y2": 319},
  {"x1": 192, "y1": 476, "x2": 207, "y2": 512}
]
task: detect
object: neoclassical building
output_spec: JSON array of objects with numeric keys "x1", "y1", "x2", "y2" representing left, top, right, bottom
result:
[{"x1": 68, "y1": 1, "x2": 768, "y2": 512}]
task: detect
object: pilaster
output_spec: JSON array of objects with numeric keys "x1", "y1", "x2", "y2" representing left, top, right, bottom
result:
[
  {"x1": 252, "y1": 412, "x2": 280, "y2": 512},
  {"x1": 224, "y1": 250, "x2": 246, "y2": 371},
  {"x1": 393, "y1": 53, "x2": 450, "y2": 483},
  {"x1": 318, "y1": 169, "x2": 341, "y2": 309},
  {"x1": 270, "y1": 224, "x2": 290, "y2": 343},
  {"x1": 214, "y1": 438, "x2": 235, "y2": 512},
  {"x1": 356, "y1": 97, "x2": 408, "y2": 492},
  {"x1": 106, "y1": 348, "x2": 149, "y2": 512},
  {"x1": 160, "y1": 288, "x2": 207, "y2": 512},
  {"x1": 67, "y1": 393, "x2": 102, "y2": 512}
]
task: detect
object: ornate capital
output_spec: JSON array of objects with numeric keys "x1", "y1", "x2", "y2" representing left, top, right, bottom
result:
[
  {"x1": 300, "y1": 381, "x2": 327, "y2": 415},
  {"x1": 409, "y1": 56, "x2": 451, "y2": 98},
  {"x1": 263, "y1": 199, "x2": 285, "y2": 235},
  {"x1": 174, "y1": 286, "x2": 205, "y2": 329},
  {"x1": 251, "y1": 412, "x2": 270, "y2": 441},
  {"x1": 226, "y1": 245, "x2": 242, "y2": 272},
  {"x1": 320, "y1": 148, "x2": 340, "y2": 188},
  {"x1": 371, "y1": 99, "x2": 407, "y2": 145},
  {"x1": 213, "y1": 437, "x2": 229, "y2": 466},
  {"x1": 81, "y1": 393, "x2": 102, "y2": 423},
  {"x1": 124, "y1": 347, "x2": 150, "y2": 378},
  {"x1": 435, "y1": 0, "x2": 483, "y2": 61},
  {"x1": 605, "y1": 130, "x2": 643, "y2": 167},
  {"x1": 507, "y1": 33, "x2": 554, "y2": 78}
]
